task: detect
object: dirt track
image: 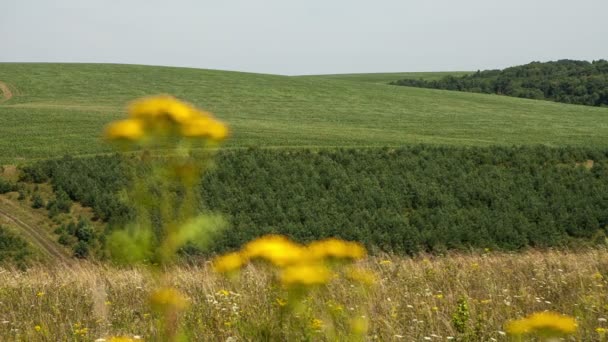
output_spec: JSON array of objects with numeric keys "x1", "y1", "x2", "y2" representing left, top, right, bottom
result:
[
  {"x1": 0, "y1": 81, "x2": 13, "y2": 102},
  {"x1": 0, "y1": 197, "x2": 72, "y2": 265}
]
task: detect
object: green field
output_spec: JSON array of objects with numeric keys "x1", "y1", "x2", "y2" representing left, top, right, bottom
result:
[
  {"x1": 1, "y1": 63, "x2": 608, "y2": 164},
  {"x1": 298, "y1": 71, "x2": 471, "y2": 84}
]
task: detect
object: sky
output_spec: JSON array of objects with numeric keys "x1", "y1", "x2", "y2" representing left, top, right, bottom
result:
[{"x1": 1, "y1": 0, "x2": 607, "y2": 75}]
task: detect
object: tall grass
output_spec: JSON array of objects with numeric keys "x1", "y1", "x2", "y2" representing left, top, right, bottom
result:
[{"x1": 1, "y1": 250, "x2": 607, "y2": 340}]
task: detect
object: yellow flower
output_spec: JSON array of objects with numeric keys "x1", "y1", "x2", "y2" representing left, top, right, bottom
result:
[
  {"x1": 350, "y1": 316, "x2": 368, "y2": 335},
  {"x1": 36, "y1": 291, "x2": 45, "y2": 297},
  {"x1": 181, "y1": 116, "x2": 229, "y2": 141},
  {"x1": 109, "y1": 337, "x2": 136, "y2": 342},
  {"x1": 217, "y1": 289, "x2": 230, "y2": 297},
  {"x1": 281, "y1": 263, "x2": 331, "y2": 287},
  {"x1": 149, "y1": 287, "x2": 189, "y2": 312},
  {"x1": 505, "y1": 311, "x2": 577, "y2": 337},
  {"x1": 597, "y1": 327, "x2": 607, "y2": 334},
  {"x1": 213, "y1": 252, "x2": 245, "y2": 273},
  {"x1": 345, "y1": 266, "x2": 376, "y2": 286},
  {"x1": 311, "y1": 318, "x2": 324, "y2": 330},
  {"x1": 379, "y1": 259, "x2": 392, "y2": 265},
  {"x1": 434, "y1": 294, "x2": 444, "y2": 299},
  {"x1": 593, "y1": 272, "x2": 604, "y2": 280},
  {"x1": 480, "y1": 299, "x2": 492, "y2": 304},
  {"x1": 34, "y1": 325, "x2": 41, "y2": 332},
  {"x1": 307, "y1": 238, "x2": 366, "y2": 260},
  {"x1": 275, "y1": 298, "x2": 288, "y2": 307},
  {"x1": 242, "y1": 235, "x2": 307, "y2": 267},
  {"x1": 128, "y1": 95, "x2": 190, "y2": 122},
  {"x1": 105, "y1": 119, "x2": 144, "y2": 141}
]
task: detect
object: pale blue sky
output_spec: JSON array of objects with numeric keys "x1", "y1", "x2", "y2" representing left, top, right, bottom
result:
[{"x1": 1, "y1": 0, "x2": 607, "y2": 75}]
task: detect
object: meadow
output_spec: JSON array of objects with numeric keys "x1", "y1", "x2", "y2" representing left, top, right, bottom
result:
[
  {"x1": 1, "y1": 250, "x2": 608, "y2": 341},
  {"x1": 1, "y1": 64, "x2": 608, "y2": 164},
  {"x1": 2, "y1": 64, "x2": 608, "y2": 341}
]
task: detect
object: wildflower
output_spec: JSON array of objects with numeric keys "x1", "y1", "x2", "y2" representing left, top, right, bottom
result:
[
  {"x1": 212, "y1": 252, "x2": 244, "y2": 273},
  {"x1": 108, "y1": 337, "x2": 136, "y2": 342},
  {"x1": 307, "y1": 238, "x2": 366, "y2": 260},
  {"x1": 34, "y1": 325, "x2": 41, "y2": 332},
  {"x1": 182, "y1": 116, "x2": 229, "y2": 141},
  {"x1": 480, "y1": 299, "x2": 492, "y2": 304},
  {"x1": 350, "y1": 316, "x2": 368, "y2": 335},
  {"x1": 597, "y1": 327, "x2": 607, "y2": 334},
  {"x1": 345, "y1": 267, "x2": 376, "y2": 286},
  {"x1": 593, "y1": 272, "x2": 604, "y2": 280},
  {"x1": 104, "y1": 119, "x2": 144, "y2": 141},
  {"x1": 379, "y1": 259, "x2": 392, "y2": 265},
  {"x1": 311, "y1": 318, "x2": 324, "y2": 330},
  {"x1": 434, "y1": 294, "x2": 444, "y2": 299},
  {"x1": 242, "y1": 235, "x2": 307, "y2": 267},
  {"x1": 36, "y1": 291, "x2": 44, "y2": 297},
  {"x1": 217, "y1": 289, "x2": 230, "y2": 297},
  {"x1": 275, "y1": 298, "x2": 287, "y2": 307},
  {"x1": 129, "y1": 95, "x2": 194, "y2": 123},
  {"x1": 505, "y1": 311, "x2": 577, "y2": 337},
  {"x1": 149, "y1": 287, "x2": 189, "y2": 312},
  {"x1": 281, "y1": 263, "x2": 331, "y2": 287}
]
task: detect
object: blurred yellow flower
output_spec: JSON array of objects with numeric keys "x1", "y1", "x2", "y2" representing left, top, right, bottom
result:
[
  {"x1": 109, "y1": 337, "x2": 136, "y2": 342},
  {"x1": 281, "y1": 263, "x2": 331, "y2": 287},
  {"x1": 34, "y1": 325, "x2": 41, "y2": 332},
  {"x1": 105, "y1": 119, "x2": 144, "y2": 141},
  {"x1": 36, "y1": 291, "x2": 45, "y2": 297},
  {"x1": 181, "y1": 116, "x2": 229, "y2": 141},
  {"x1": 149, "y1": 287, "x2": 189, "y2": 312},
  {"x1": 307, "y1": 238, "x2": 366, "y2": 260},
  {"x1": 242, "y1": 235, "x2": 307, "y2": 267},
  {"x1": 597, "y1": 327, "x2": 607, "y2": 334},
  {"x1": 213, "y1": 252, "x2": 244, "y2": 273},
  {"x1": 311, "y1": 318, "x2": 324, "y2": 330},
  {"x1": 505, "y1": 311, "x2": 577, "y2": 337},
  {"x1": 350, "y1": 316, "x2": 368, "y2": 335},
  {"x1": 379, "y1": 259, "x2": 392, "y2": 265},
  {"x1": 345, "y1": 267, "x2": 376, "y2": 286}
]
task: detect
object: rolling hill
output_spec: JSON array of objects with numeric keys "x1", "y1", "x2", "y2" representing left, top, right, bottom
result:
[{"x1": 1, "y1": 63, "x2": 608, "y2": 164}]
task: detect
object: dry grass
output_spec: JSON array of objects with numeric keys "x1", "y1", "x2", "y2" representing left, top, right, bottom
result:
[{"x1": 1, "y1": 250, "x2": 608, "y2": 341}]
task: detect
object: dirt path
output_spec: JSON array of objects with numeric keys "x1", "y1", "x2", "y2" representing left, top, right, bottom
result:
[
  {"x1": 0, "y1": 81, "x2": 13, "y2": 103},
  {"x1": 0, "y1": 197, "x2": 72, "y2": 265}
]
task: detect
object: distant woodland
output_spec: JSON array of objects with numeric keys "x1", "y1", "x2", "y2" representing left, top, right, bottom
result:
[
  {"x1": 20, "y1": 146, "x2": 608, "y2": 256},
  {"x1": 391, "y1": 60, "x2": 608, "y2": 107}
]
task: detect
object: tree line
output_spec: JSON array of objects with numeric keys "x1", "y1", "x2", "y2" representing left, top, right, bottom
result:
[
  {"x1": 391, "y1": 60, "x2": 608, "y2": 107},
  {"x1": 20, "y1": 146, "x2": 608, "y2": 256}
]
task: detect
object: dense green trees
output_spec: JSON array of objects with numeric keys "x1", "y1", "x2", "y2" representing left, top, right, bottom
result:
[
  {"x1": 391, "y1": 60, "x2": 608, "y2": 107},
  {"x1": 21, "y1": 146, "x2": 608, "y2": 255},
  {"x1": 0, "y1": 225, "x2": 31, "y2": 265}
]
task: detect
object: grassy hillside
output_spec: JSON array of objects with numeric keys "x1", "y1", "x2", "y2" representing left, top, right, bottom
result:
[
  {"x1": 1, "y1": 63, "x2": 608, "y2": 163},
  {"x1": 298, "y1": 71, "x2": 471, "y2": 84}
]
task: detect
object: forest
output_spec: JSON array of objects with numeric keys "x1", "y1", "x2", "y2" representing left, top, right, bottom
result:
[
  {"x1": 18, "y1": 145, "x2": 608, "y2": 257},
  {"x1": 391, "y1": 60, "x2": 608, "y2": 106}
]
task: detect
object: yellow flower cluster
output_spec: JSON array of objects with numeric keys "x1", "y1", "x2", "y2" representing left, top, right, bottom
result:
[
  {"x1": 213, "y1": 235, "x2": 367, "y2": 287},
  {"x1": 505, "y1": 311, "x2": 577, "y2": 337},
  {"x1": 149, "y1": 287, "x2": 190, "y2": 312},
  {"x1": 105, "y1": 95, "x2": 228, "y2": 142}
]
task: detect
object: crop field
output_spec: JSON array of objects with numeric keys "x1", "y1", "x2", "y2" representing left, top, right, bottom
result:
[{"x1": 1, "y1": 63, "x2": 608, "y2": 164}]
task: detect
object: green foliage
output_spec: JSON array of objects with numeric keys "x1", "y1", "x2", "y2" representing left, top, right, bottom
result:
[
  {"x1": 31, "y1": 193, "x2": 44, "y2": 209},
  {"x1": 1, "y1": 63, "x2": 608, "y2": 164},
  {"x1": 22, "y1": 145, "x2": 608, "y2": 255},
  {"x1": 0, "y1": 225, "x2": 31, "y2": 265},
  {"x1": 452, "y1": 297, "x2": 470, "y2": 334},
  {"x1": 392, "y1": 59, "x2": 608, "y2": 107},
  {"x1": 0, "y1": 178, "x2": 17, "y2": 194}
]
